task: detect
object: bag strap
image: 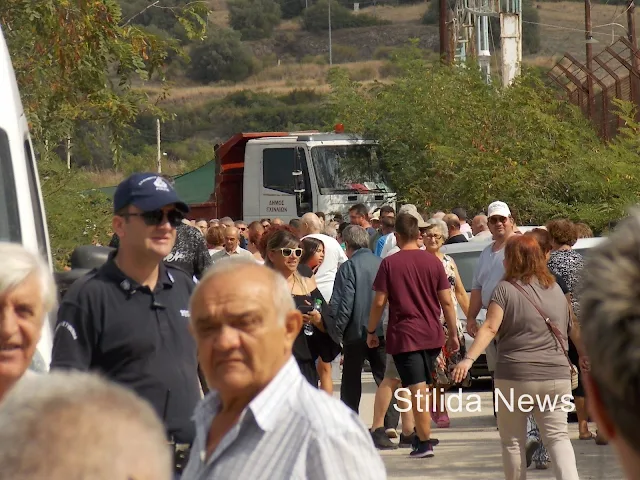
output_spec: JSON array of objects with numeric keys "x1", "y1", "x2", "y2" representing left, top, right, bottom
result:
[{"x1": 509, "y1": 281, "x2": 574, "y2": 370}]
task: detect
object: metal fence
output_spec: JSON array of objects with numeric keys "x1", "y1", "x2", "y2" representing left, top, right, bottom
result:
[{"x1": 547, "y1": 36, "x2": 640, "y2": 141}]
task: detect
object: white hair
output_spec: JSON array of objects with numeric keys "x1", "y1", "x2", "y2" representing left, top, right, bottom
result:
[
  {"x1": 426, "y1": 218, "x2": 449, "y2": 240},
  {"x1": 191, "y1": 258, "x2": 296, "y2": 326},
  {"x1": 342, "y1": 225, "x2": 370, "y2": 250},
  {"x1": 323, "y1": 226, "x2": 338, "y2": 239},
  {"x1": 0, "y1": 242, "x2": 57, "y2": 313},
  {"x1": 0, "y1": 372, "x2": 172, "y2": 480}
]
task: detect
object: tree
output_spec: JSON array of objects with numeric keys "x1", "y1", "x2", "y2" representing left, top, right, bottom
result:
[
  {"x1": 303, "y1": 0, "x2": 387, "y2": 32},
  {"x1": 187, "y1": 29, "x2": 256, "y2": 83},
  {"x1": 328, "y1": 46, "x2": 640, "y2": 232},
  {"x1": 228, "y1": 0, "x2": 282, "y2": 40},
  {"x1": 1, "y1": 0, "x2": 208, "y2": 164}
]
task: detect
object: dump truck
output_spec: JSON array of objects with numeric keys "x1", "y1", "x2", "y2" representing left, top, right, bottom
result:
[{"x1": 187, "y1": 128, "x2": 397, "y2": 221}]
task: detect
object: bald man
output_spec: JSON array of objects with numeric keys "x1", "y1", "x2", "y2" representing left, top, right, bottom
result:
[
  {"x1": 210, "y1": 226, "x2": 254, "y2": 263},
  {"x1": 471, "y1": 214, "x2": 492, "y2": 241},
  {"x1": 182, "y1": 259, "x2": 385, "y2": 479}
]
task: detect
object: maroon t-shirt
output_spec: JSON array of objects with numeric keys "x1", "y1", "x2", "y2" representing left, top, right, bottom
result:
[{"x1": 373, "y1": 249, "x2": 449, "y2": 355}]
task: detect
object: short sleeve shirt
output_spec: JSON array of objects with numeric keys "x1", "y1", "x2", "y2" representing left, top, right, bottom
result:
[
  {"x1": 491, "y1": 280, "x2": 571, "y2": 381},
  {"x1": 472, "y1": 243, "x2": 506, "y2": 308},
  {"x1": 373, "y1": 249, "x2": 450, "y2": 355}
]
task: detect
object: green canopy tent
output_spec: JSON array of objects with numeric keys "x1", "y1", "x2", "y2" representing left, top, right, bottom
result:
[{"x1": 96, "y1": 160, "x2": 217, "y2": 205}]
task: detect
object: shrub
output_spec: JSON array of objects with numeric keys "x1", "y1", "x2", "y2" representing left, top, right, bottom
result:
[
  {"x1": 187, "y1": 29, "x2": 256, "y2": 83},
  {"x1": 302, "y1": 0, "x2": 389, "y2": 32},
  {"x1": 373, "y1": 46, "x2": 399, "y2": 60},
  {"x1": 349, "y1": 65, "x2": 377, "y2": 81},
  {"x1": 422, "y1": 0, "x2": 438, "y2": 25},
  {"x1": 276, "y1": 0, "x2": 307, "y2": 18},
  {"x1": 332, "y1": 44, "x2": 360, "y2": 63},
  {"x1": 228, "y1": 0, "x2": 282, "y2": 40}
]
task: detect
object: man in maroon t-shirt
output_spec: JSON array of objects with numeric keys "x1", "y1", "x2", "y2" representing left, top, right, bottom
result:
[{"x1": 367, "y1": 212, "x2": 459, "y2": 458}]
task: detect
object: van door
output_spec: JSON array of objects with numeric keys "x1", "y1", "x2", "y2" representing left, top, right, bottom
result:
[
  {"x1": 1, "y1": 27, "x2": 54, "y2": 371},
  {"x1": 260, "y1": 146, "x2": 313, "y2": 221}
]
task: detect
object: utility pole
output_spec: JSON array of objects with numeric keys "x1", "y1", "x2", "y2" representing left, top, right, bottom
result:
[
  {"x1": 585, "y1": 0, "x2": 594, "y2": 120},
  {"x1": 440, "y1": 0, "x2": 448, "y2": 61},
  {"x1": 66, "y1": 135, "x2": 71, "y2": 170},
  {"x1": 156, "y1": 118, "x2": 162, "y2": 174},
  {"x1": 627, "y1": 0, "x2": 640, "y2": 119},
  {"x1": 328, "y1": 0, "x2": 333, "y2": 65}
]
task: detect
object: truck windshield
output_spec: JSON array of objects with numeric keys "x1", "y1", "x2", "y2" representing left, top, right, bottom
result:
[
  {"x1": 0, "y1": 128, "x2": 21, "y2": 242},
  {"x1": 310, "y1": 144, "x2": 391, "y2": 193}
]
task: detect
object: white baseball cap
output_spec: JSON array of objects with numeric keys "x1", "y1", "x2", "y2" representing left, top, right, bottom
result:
[{"x1": 487, "y1": 201, "x2": 511, "y2": 218}]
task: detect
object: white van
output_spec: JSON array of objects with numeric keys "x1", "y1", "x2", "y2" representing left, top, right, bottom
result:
[{"x1": 0, "y1": 26, "x2": 54, "y2": 372}]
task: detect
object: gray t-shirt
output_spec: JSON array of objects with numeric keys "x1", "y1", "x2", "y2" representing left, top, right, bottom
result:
[
  {"x1": 472, "y1": 242, "x2": 506, "y2": 308},
  {"x1": 492, "y1": 280, "x2": 571, "y2": 381}
]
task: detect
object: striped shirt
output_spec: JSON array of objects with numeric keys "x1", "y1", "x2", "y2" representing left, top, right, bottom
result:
[{"x1": 181, "y1": 357, "x2": 387, "y2": 480}]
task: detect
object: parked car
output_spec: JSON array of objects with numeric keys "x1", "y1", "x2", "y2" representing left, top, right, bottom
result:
[{"x1": 441, "y1": 236, "x2": 606, "y2": 380}]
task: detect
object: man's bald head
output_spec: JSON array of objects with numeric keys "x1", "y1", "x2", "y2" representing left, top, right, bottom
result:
[
  {"x1": 189, "y1": 259, "x2": 301, "y2": 400},
  {"x1": 301, "y1": 213, "x2": 322, "y2": 235},
  {"x1": 224, "y1": 226, "x2": 240, "y2": 253},
  {"x1": 271, "y1": 218, "x2": 284, "y2": 226},
  {"x1": 0, "y1": 372, "x2": 172, "y2": 480},
  {"x1": 472, "y1": 214, "x2": 488, "y2": 235}
]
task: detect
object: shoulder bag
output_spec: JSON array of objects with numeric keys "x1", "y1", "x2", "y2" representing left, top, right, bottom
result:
[{"x1": 509, "y1": 281, "x2": 579, "y2": 390}]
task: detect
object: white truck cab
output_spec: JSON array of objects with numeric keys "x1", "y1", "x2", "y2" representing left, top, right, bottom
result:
[
  {"x1": 200, "y1": 132, "x2": 397, "y2": 221},
  {"x1": 1, "y1": 26, "x2": 54, "y2": 372}
]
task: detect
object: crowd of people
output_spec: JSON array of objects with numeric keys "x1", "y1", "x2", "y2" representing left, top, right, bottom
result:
[{"x1": 1, "y1": 171, "x2": 639, "y2": 479}]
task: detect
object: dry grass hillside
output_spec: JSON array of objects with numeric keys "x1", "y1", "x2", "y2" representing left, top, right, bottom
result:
[{"x1": 161, "y1": 1, "x2": 640, "y2": 103}]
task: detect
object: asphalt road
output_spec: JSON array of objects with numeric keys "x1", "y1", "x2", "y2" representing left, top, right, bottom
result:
[{"x1": 333, "y1": 373, "x2": 623, "y2": 480}]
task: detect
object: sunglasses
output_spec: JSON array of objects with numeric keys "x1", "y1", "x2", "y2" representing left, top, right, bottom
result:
[
  {"x1": 279, "y1": 247, "x2": 303, "y2": 258},
  {"x1": 121, "y1": 209, "x2": 184, "y2": 228},
  {"x1": 489, "y1": 216, "x2": 509, "y2": 225}
]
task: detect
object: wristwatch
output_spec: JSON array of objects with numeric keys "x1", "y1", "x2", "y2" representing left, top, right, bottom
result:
[{"x1": 367, "y1": 329, "x2": 377, "y2": 335}]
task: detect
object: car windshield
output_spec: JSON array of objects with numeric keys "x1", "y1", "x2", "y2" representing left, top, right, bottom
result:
[{"x1": 310, "y1": 144, "x2": 391, "y2": 193}]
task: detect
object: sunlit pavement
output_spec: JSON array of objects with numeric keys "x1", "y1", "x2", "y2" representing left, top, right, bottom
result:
[{"x1": 332, "y1": 372, "x2": 622, "y2": 480}]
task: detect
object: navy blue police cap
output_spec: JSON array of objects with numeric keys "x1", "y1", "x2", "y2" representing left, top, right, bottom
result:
[{"x1": 113, "y1": 173, "x2": 189, "y2": 213}]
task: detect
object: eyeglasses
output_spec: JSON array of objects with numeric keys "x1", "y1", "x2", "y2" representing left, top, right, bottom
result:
[
  {"x1": 424, "y1": 233, "x2": 443, "y2": 239},
  {"x1": 489, "y1": 216, "x2": 509, "y2": 225},
  {"x1": 278, "y1": 248, "x2": 303, "y2": 258},
  {"x1": 120, "y1": 209, "x2": 184, "y2": 228},
  {"x1": 239, "y1": 227, "x2": 247, "y2": 231}
]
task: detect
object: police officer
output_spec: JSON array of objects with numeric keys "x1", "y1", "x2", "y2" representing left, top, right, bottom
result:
[{"x1": 51, "y1": 173, "x2": 202, "y2": 477}]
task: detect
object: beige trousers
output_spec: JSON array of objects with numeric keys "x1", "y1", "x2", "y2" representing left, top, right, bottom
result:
[{"x1": 495, "y1": 378, "x2": 579, "y2": 480}]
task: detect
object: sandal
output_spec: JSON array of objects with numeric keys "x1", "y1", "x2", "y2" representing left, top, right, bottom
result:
[{"x1": 579, "y1": 432, "x2": 596, "y2": 440}]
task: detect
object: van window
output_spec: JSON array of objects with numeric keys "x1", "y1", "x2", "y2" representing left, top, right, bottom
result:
[
  {"x1": 263, "y1": 148, "x2": 296, "y2": 194},
  {"x1": 24, "y1": 140, "x2": 48, "y2": 256},
  {"x1": 0, "y1": 129, "x2": 21, "y2": 242}
]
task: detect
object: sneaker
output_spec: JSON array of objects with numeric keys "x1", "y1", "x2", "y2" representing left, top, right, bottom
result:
[
  {"x1": 409, "y1": 440, "x2": 435, "y2": 458},
  {"x1": 385, "y1": 428, "x2": 399, "y2": 439},
  {"x1": 399, "y1": 432, "x2": 417, "y2": 448},
  {"x1": 436, "y1": 411, "x2": 450, "y2": 428},
  {"x1": 370, "y1": 428, "x2": 398, "y2": 450},
  {"x1": 525, "y1": 438, "x2": 540, "y2": 468}
]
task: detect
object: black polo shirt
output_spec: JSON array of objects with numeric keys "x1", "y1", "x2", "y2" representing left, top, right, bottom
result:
[{"x1": 51, "y1": 254, "x2": 201, "y2": 444}]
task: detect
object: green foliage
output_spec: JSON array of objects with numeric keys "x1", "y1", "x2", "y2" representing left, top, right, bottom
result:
[
  {"x1": 2, "y1": 0, "x2": 208, "y2": 163},
  {"x1": 187, "y1": 29, "x2": 257, "y2": 83},
  {"x1": 302, "y1": 0, "x2": 390, "y2": 32},
  {"x1": 228, "y1": 0, "x2": 282, "y2": 40},
  {"x1": 328, "y1": 47, "x2": 640, "y2": 233},
  {"x1": 276, "y1": 0, "x2": 307, "y2": 18},
  {"x1": 39, "y1": 161, "x2": 113, "y2": 269}
]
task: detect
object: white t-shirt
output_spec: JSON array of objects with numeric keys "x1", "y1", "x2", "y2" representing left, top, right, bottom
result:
[
  {"x1": 302, "y1": 233, "x2": 347, "y2": 302},
  {"x1": 379, "y1": 233, "x2": 397, "y2": 259}
]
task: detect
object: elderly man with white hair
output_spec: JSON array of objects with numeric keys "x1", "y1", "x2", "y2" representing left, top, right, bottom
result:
[
  {"x1": 182, "y1": 258, "x2": 386, "y2": 479},
  {"x1": 0, "y1": 242, "x2": 56, "y2": 402},
  {"x1": 0, "y1": 371, "x2": 173, "y2": 480}
]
